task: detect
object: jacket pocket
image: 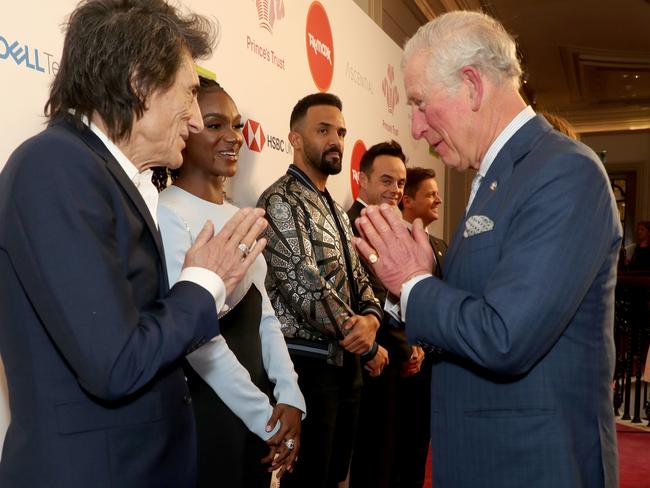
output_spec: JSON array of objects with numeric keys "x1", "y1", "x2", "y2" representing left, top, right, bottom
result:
[
  {"x1": 463, "y1": 406, "x2": 555, "y2": 418},
  {"x1": 462, "y1": 228, "x2": 498, "y2": 253},
  {"x1": 56, "y1": 390, "x2": 162, "y2": 434}
]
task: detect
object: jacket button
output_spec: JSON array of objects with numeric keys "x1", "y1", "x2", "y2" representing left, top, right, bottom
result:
[{"x1": 183, "y1": 394, "x2": 192, "y2": 406}]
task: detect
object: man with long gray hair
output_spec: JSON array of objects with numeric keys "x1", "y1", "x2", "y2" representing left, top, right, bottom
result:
[
  {"x1": 0, "y1": 1, "x2": 267, "y2": 486},
  {"x1": 353, "y1": 11, "x2": 620, "y2": 487}
]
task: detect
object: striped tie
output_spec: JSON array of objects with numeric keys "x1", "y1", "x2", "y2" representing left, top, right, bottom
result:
[{"x1": 465, "y1": 173, "x2": 484, "y2": 214}]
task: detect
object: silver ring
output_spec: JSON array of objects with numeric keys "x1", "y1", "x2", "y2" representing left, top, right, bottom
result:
[
  {"x1": 368, "y1": 253, "x2": 378, "y2": 264},
  {"x1": 284, "y1": 438, "x2": 295, "y2": 451},
  {"x1": 238, "y1": 242, "x2": 250, "y2": 256}
]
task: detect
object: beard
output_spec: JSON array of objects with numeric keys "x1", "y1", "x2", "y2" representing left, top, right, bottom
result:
[{"x1": 304, "y1": 140, "x2": 343, "y2": 175}]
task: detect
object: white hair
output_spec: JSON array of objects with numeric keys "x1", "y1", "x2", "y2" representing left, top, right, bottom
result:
[{"x1": 403, "y1": 11, "x2": 522, "y2": 91}]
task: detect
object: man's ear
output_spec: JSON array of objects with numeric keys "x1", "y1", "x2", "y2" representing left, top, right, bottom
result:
[
  {"x1": 460, "y1": 66, "x2": 483, "y2": 112},
  {"x1": 129, "y1": 69, "x2": 149, "y2": 110},
  {"x1": 359, "y1": 171, "x2": 369, "y2": 191},
  {"x1": 401, "y1": 194, "x2": 413, "y2": 209},
  {"x1": 288, "y1": 130, "x2": 301, "y2": 151}
]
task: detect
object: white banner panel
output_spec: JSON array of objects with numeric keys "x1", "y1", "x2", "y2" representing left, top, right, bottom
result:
[{"x1": 0, "y1": 0, "x2": 444, "y2": 455}]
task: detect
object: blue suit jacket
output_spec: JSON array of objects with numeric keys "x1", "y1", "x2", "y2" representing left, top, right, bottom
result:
[
  {"x1": 0, "y1": 118, "x2": 219, "y2": 487},
  {"x1": 406, "y1": 116, "x2": 620, "y2": 488}
]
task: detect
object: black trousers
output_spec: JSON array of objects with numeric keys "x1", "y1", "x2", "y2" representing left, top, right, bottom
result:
[
  {"x1": 392, "y1": 362, "x2": 432, "y2": 488},
  {"x1": 280, "y1": 351, "x2": 362, "y2": 488},
  {"x1": 188, "y1": 370, "x2": 271, "y2": 488},
  {"x1": 350, "y1": 360, "x2": 432, "y2": 488},
  {"x1": 349, "y1": 362, "x2": 401, "y2": 488},
  {"x1": 185, "y1": 287, "x2": 272, "y2": 488}
]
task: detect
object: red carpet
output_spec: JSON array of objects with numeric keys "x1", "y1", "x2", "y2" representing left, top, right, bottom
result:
[
  {"x1": 617, "y1": 422, "x2": 650, "y2": 488},
  {"x1": 423, "y1": 422, "x2": 650, "y2": 487}
]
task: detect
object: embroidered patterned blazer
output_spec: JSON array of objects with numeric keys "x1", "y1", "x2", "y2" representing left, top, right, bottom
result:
[{"x1": 257, "y1": 165, "x2": 382, "y2": 355}]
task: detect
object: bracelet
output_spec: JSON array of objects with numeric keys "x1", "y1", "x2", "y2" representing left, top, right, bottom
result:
[{"x1": 360, "y1": 341, "x2": 379, "y2": 362}]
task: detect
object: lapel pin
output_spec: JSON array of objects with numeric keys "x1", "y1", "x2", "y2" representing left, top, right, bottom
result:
[{"x1": 489, "y1": 180, "x2": 498, "y2": 191}]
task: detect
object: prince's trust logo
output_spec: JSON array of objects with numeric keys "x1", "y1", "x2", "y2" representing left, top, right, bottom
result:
[
  {"x1": 255, "y1": 0, "x2": 285, "y2": 34},
  {"x1": 246, "y1": 0, "x2": 287, "y2": 71}
]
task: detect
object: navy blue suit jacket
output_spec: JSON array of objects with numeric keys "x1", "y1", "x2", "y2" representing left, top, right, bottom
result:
[
  {"x1": 406, "y1": 116, "x2": 620, "y2": 487},
  {"x1": 0, "y1": 118, "x2": 219, "y2": 487}
]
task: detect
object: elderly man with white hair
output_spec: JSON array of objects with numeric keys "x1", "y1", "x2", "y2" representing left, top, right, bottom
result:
[{"x1": 353, "y1": 11, "x2": 620, "y2": 488}]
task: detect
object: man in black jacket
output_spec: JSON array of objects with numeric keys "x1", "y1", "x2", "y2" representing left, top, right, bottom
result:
[{"x1": 349, "y1": 141, "x2": 443, "y2": 488}]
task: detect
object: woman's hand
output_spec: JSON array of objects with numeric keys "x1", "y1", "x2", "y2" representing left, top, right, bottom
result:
[{"x1": 260, "y1": 403, "x2": 302, "y2": 478}]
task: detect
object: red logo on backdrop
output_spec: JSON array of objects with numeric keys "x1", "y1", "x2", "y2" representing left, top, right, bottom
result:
[
  {"x1": 305, "y1": 1, "x2": 334, "y2": 92},
  {"x1": 382, "y1": 64, "x2": 400, "y2": 114},
  {"x1": 349, "y1": 140, "x2": 366, "y2": 200},
  {"x1": 243, "y1": 119, "x2": 266, "y2": 152}
]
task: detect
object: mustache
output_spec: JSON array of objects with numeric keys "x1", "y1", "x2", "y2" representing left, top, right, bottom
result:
[{"x1": 323, "y1": 145, "x2": 342, "y2": 158}]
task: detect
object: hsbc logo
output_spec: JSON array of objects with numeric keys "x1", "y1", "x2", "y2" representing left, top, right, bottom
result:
[
  {"x1": 267, "y1": 134, "x2": 291, "y2": 153},
  {"x1": 243, "y1": 119, "x2": 266, "y2": 152},
  {"x1": 243, "y1": 119, "x2": 292, "y2": 155}
]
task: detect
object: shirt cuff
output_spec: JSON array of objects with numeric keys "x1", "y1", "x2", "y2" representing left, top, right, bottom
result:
[
  {"x1": 400, "y1": 274, "x2": 432, "y2": 322},
  {"x1": 384, "y1": 295, "x2": 401, "y2": 322},
  {"x1": 179, "y1": 267, "x2": 226, "y2": 313}
]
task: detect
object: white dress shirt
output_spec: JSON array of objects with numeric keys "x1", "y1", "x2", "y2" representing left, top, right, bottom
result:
[{"x1": 82, "y1": 117, "x2": 225, "y2": 310}]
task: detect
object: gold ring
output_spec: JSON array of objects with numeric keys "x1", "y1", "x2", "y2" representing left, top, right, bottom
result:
[{"x1": 368, "y1": 253, "x2": 378, "y2": 264}]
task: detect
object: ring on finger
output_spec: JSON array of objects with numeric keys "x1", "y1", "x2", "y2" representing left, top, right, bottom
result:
[
  {"x1": 238, "y1": 242, "x2": 250, "y2": 256},
  {"x1": 284, "y1": 438, "x2": 295, "y2": 451},
  {"x1": 368, "y1": 252, "x2": 378, "y2": 264}
]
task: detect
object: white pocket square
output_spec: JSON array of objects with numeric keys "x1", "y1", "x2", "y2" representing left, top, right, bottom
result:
[{"x1": 464, "y1": 215, "x2": 494, "y2": 238}]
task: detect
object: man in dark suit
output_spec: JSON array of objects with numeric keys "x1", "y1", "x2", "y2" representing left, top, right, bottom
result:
[
  {"x1": 347, "y1": 140, "x2": 408, "y2": 488},
  {"x1": 397, "y1": 166, "x2": 447, "y2": 488},
  {"x1": 354, "y1": 11, "x2": 620, "y2": 488},
  {"x1": 0, "y1": 2, "x2": 267, "y2": 487}
]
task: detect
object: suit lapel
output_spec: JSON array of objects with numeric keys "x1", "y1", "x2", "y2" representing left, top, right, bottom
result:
[
  {"x1": 443, "y1": 217, "x2": 467, "y2": 277},
  {"x1": 444, "y1": 115, "x2": 553, "y2": 275},
  {"x1": 429, "y1": 236, "x2": 446, "y2": 278},
  {"x1": 65, "y1": 120, "x2": 168, "y2": 280},
  {"x1": 470, "y1": 115, "x2": 552, "y2": 217},
  {"x1": 348, "y1": 200, "x2": 364, "y2": 230}
]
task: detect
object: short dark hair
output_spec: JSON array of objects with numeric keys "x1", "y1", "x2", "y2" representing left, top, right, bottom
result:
[
  {"x1": 152, "y1": 75, "x2": 224, "y2": 192},
  {"x1": 197, "y1": 76, "x2": 223, "y2": 93},
  {"x1": 45, "y1": 0, "x2": 217, "y2": 141},
  {"x1": 399, "y1": 166, "x2": 437, "y2": 209},
  {"x1": 359, "y1": 140, "x2": 406, "y2": 174},
  {"x1": 290, "y1": 93, "x2": 342, "y2": 130}
]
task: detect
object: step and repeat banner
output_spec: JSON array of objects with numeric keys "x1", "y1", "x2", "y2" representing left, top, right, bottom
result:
[{"x1": 0, "y1": 0, "x2": 443, "y2": 454}]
